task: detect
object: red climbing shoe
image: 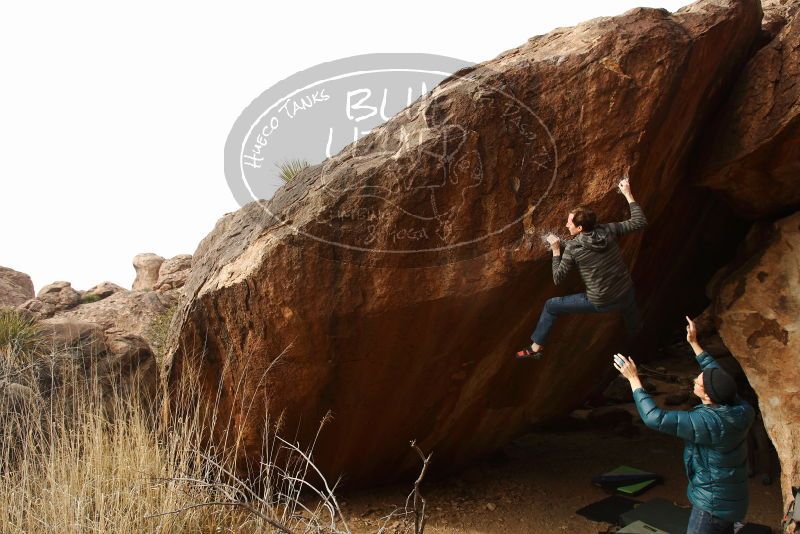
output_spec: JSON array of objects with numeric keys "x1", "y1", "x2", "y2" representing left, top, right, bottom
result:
[{"x1": 515, "y1": 347, "x2": 543, "y2": 360}]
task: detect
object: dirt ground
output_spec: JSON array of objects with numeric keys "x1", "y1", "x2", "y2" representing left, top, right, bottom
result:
[{"x1": 338, "y1": 356, "x2": 784, "y2": 534}]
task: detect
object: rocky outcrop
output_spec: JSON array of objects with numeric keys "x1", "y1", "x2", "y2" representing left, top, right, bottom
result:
[
  {"x1": 7, "y1": 263, "x2": 172, "y2": 415},
  {"x1": 153, "y1": 254, "x2": 192, "y2": 293},
  {"x1": 762, "y1": 0, "x2": 800, "y2": 40},
  {"x1": 0, "y1": 266, "x2": 34, "y2": 308},
  {"x1": 38, "y1": 281, "x2": 81, "y2": 310},
  {"x1": 19, "y1": 281, "x2": 81, "y2": 319},
  {"x1": 57, "y1": 289, "x2": 176, "y2": 348},
  {"x1": 165, "y1": 0, "x2": 763, "y2": 485},
  {"x1": 711, "y1": 211, "x2": 800, "y2": 511},
  {"x1": 132, "y1": 253, "x2": 164, "y2": 291},
  {"x1": 17, "y1": 298, "x2": 55, "y2": 320},
  {"x1": 14, "y1": 254, "x2": 182, "y2": 343},
  {"x1": 9, "y1": 254, "x2": 180, "y2": 385},
  {"x1": 695, "y1": 0, "x2": 800, "y2": 219},
  {"x1": 83, "y1": 282, "x2": 127, "y2": 301},
  {"x1": 7, "y1": 315, "x2": 158, "y2": 416}
]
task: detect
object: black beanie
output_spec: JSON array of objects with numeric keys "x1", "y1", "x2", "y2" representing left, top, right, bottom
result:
[{"x1": 703, "y1": 368, "x2": 737, "y2": 405}]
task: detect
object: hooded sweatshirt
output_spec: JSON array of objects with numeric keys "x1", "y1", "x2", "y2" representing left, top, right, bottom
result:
[
  {"x1": 552, "y1": 202, "x2": 646, "y2": 306},
  {"x1": 633, "y1": 351, "x2": 755, "y2": 522}
]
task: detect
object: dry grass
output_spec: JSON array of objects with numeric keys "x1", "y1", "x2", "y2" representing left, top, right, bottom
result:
[
  {"x1": 0, "y1": 307, "x2": 428, "y2": 533},
  {"x1": 0, "y1": 308, "x2": 348, "y2": 533}
]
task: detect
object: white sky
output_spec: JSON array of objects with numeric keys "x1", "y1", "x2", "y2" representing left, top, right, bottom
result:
[{"x1": 1, "y1": 0, "x2": 689, "y2": 294}]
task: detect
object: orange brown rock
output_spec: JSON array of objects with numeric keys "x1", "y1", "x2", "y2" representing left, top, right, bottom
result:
[{"x1": 165, "y1": 0, "x2": 763, "y2": 486}]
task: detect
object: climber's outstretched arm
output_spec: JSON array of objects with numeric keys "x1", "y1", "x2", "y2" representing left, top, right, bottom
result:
[
  {"x1": 614, "y1": 352, "x2": 719, "y2": 445},
  {"x1": 608, "y1": 176, "x2": 647, "y2": 236},
  {"x1": 685, "y1": 316, "x2": 720, "y2": 371}
]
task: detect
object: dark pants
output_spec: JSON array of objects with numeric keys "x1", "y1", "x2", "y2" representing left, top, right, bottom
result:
[
  {"x1": 686, "y1": 507, "x2": 735, "y2": 534},
  {"x1": 530, "y1": 287, "x2": 641, "y2": 346}
]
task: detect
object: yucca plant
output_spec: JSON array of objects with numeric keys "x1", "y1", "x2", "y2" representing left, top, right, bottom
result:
[
  {"x1": 275, "y1": 159, "x2": 310, "y2": 182},
  {"x1": 0, "y1": 307, "x2": 40, "y2": 359}
]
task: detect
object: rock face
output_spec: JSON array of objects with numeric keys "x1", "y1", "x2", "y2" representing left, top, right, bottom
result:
[
  {"x1": 83, "y1": 282, "x2": 127, "y2": 301},
  {"x1": 695, "y1": 0, "x2": 800, "y2": 219},
  {"x1": 165, "y1": 0, "x2": 762, "y2": 485},
  {"x1": 38, "y1": 281, "x2": 81, "y2": 310},
  {"x1": 37, "y1": 317, "x2": 108, "y2": 356},
  {"x1": 711, "y1": 211, "x2": 800, "y2": 509},
  {"x1": 0, "y1": 266, "x2": 34, "y2": 308},
  {"x1": 57, "y1": 289, "x2": 176, "y2": 348},
  {"x1": 153, "y1": 254, "x2": 192, "y2": 293},
  {"x1": 96, "y1": 328, "x2": 159, "y2": 402},
  {"x1": 19, "y1": 281, "x2": 81, "y2": 319},
  {"x1": 762, "y1": 0, "x2": 800, "y2": 40},
  {"x1": 132, "y1": 253, "x2": 165, "y2": 291}
]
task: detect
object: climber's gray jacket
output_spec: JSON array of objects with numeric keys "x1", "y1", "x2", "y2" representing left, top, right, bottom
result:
[
  {"x1": 552, "y1": 202, "x2": 647, "y2": 306},
  {"x1": 633, "y1": 351, "x2": 755, "y2": 522}
]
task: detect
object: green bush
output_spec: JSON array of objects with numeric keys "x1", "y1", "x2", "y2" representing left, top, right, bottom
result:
[{"x1": 80, "y1": 293, "x2": 102, "y2": 304}]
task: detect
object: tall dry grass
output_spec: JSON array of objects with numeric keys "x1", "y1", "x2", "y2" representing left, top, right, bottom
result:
[{"x1": 0, "y1": 308, "x2": 351, "y2": 533}]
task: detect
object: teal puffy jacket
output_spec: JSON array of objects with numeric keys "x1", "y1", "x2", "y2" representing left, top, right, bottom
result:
[{"x1": 632, "y1": 351, "x2": 755, "y2": 522}]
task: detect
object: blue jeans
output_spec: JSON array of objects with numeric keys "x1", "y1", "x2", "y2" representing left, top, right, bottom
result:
[
  {"x1": 530, "y1": 288, "x2": 641, "y2": 345},
  {"x1": 686, "y1": 507, "x2": 735, "y2": 534}
]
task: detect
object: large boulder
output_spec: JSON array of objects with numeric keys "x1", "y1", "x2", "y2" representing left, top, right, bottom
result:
[
  {"x1": 18, "y1": 281, "x2": 81, "y2": 319},
  {"x1": 165, "y1": 0, "x2": 762, "y2": 485},
  {"x1": 711, "y1": 211, "x2": 800, "y2": 512},
  {"x1": 17, "y1": 298, "x2": 56, "y2": 320},
  {"x1": 37, "y1": 281, "x2": 81, "y2": 310},
  {"x1": 0, "y1": 266, "x2": 34, "y2": 308},
  {"x1": 37, "y1": 317, "x2": 108, "y2": 356},
  {"x1": 695, "y1": 0, "x2": 800, "y2": 219},
  {"x1": 132, "y1": 253, "x2": 165, "y2": 291}
]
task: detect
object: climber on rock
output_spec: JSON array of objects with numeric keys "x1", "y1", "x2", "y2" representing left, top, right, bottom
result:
[
  {"x1": 614, "y1": 316, "x2": 754, "y2": 534},
  {"x1": 516, "y1": 174, "x2": 646, "y2": 360}
]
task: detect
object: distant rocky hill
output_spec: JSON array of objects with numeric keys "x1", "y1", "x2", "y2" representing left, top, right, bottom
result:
[{"x1": 1, "y1": 253, "x2": 192, "y2": 406}]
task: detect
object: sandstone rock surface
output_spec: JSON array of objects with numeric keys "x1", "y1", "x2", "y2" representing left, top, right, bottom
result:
[
  {"x1": 712, "y1": 211, "x2": 800, "y2": 510},
  {"x1": 153, "y1": 254, "x2": 192, "y2": 293},
  {"x1": 696, "y1": 0, "x2": 800, "y2": 218},
  {"x1": 18, "y1": 281, "x2": 83, "y2": 319},
  {"x1": 0, "y1": 266, "x2": 34, "y2": 308},
  {"x1": 37, "y1": 317, "x2": 108, "y2": 356},
  {"x1": 132, "y1": 253, "x2": 164, "y2": 291},
  {"x1": 58, "y1": 289, "x2": 176, "y2": 348},
  {"x1": 83, "y1": 282, "x2": 127, "y2": 301}
]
